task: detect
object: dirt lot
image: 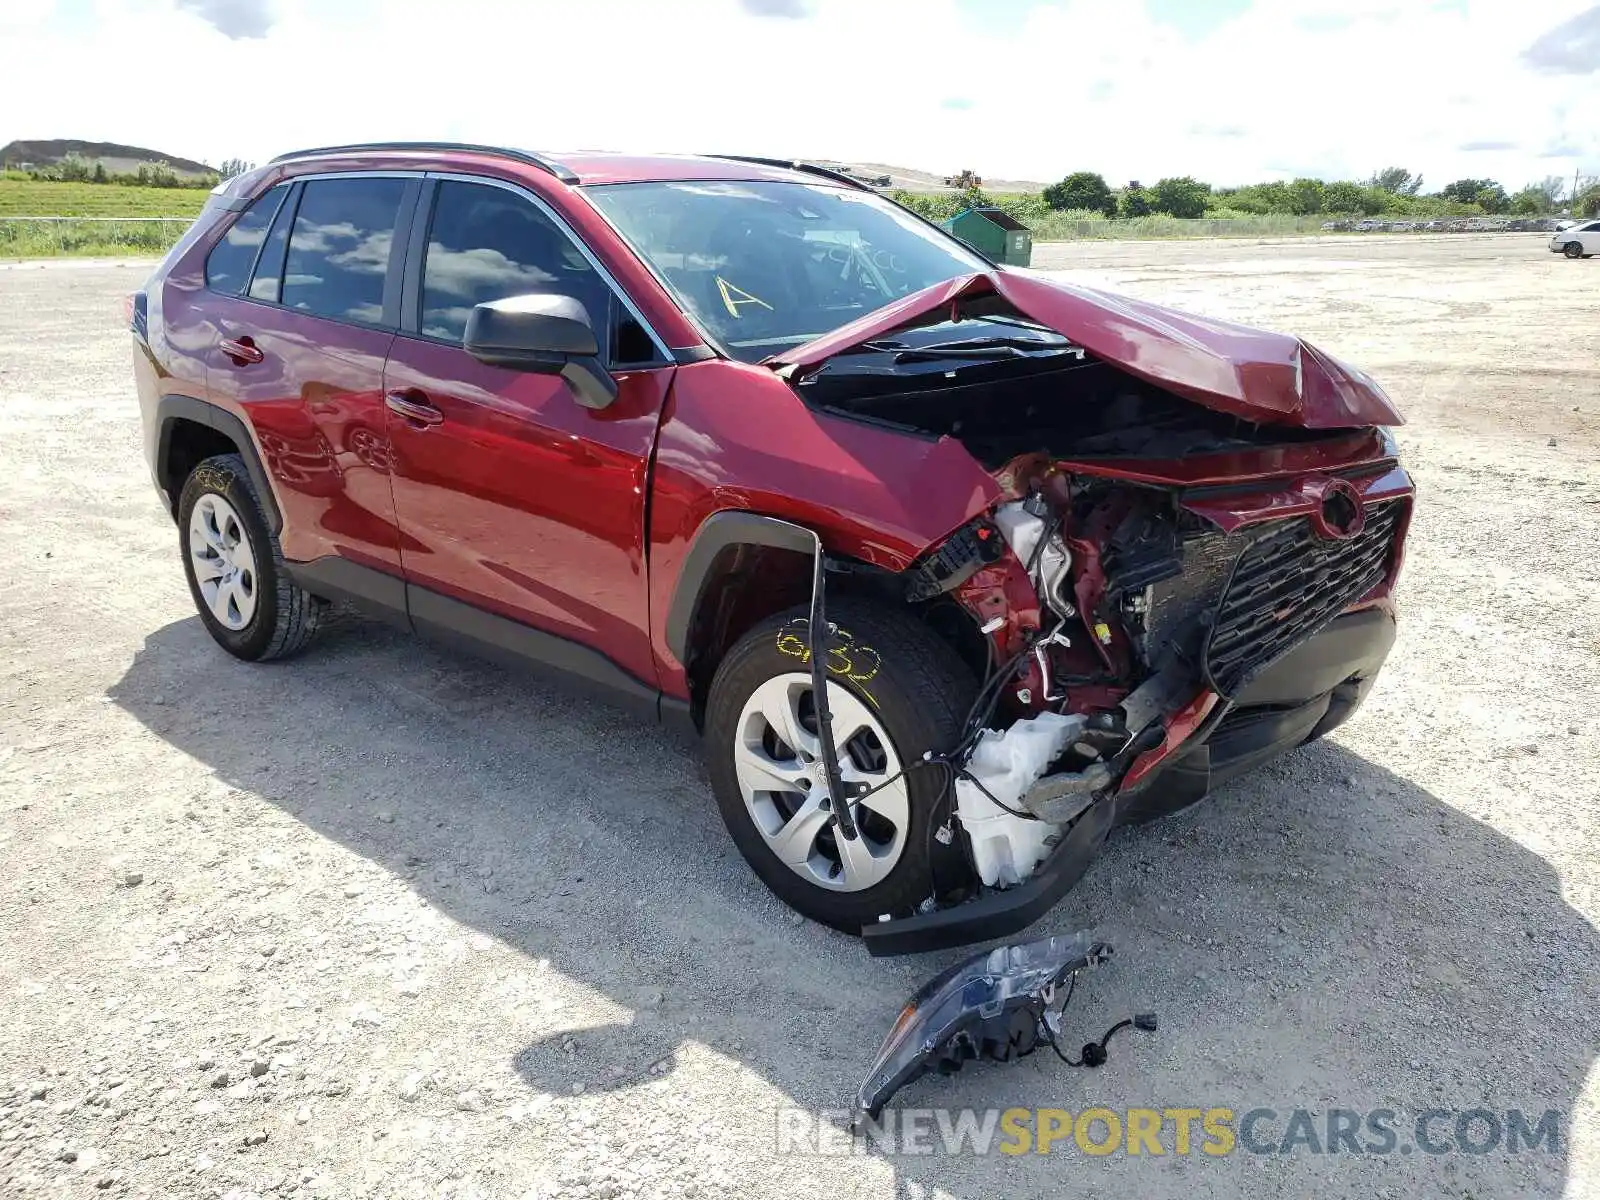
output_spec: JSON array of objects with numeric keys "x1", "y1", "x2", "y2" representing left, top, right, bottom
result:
[{"x1": 1, "y1": 235, "x2": 1597, "y2": 1199}]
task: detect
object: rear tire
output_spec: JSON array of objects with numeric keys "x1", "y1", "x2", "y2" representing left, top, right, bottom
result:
[
  {"x1": 705, "y1": 599, "x2": 977, "y2": 933},
  {"x1": 178, "y1": 453, "x2": 324, "y2": 661}
]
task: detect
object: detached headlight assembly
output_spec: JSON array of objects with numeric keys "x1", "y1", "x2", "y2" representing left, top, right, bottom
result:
[{"x1": 854, "y1": 930, "x2": 1155, "y2": 1127}]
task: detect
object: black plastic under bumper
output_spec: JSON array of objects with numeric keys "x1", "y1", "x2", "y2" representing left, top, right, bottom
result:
[
  {"x1": 862, "y1": 607, "x2": 1397, "y2": 956},
  {"x1": 862, "y1": 793, "x2": 1117, "y2": 957}
]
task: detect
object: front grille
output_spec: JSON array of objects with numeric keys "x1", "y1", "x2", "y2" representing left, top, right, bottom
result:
[{"x1": 1203, "y1": 501, "x2": 1402, "y2": 695}]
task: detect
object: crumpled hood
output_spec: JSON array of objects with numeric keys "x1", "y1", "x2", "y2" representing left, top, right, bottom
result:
[{"x1": 772, "y1": 271, "x2": 1403, "y2": 429}]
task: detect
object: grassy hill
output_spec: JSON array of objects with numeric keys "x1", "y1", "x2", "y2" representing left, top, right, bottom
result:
[{"x1": 0, "y1": 139, "x2": 213, "y2": 179}]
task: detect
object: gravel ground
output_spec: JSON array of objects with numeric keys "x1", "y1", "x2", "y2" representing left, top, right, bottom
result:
[{"x1": 1, "y1": 235, "x2": 1597, "y2": 1199}]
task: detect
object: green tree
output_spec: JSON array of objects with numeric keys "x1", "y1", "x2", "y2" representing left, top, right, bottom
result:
[
  {"x1": 1152, "y1": 176, "x2": 1210, "y2": 219},
  {"x1": 218, "y1": 158, "x2": 254, "y2": 181},
  {"x1": 55, "y1": 154, "x2": 95, "y2": 183},
  {"x1": 1369, "y1": 167, "x2": 1423, "y2": 195},
  {"x1": 1042, "y1": 172, "x2": 1115, "y2": 216},
  {"x1": 1357, "y1": 187, "x2": 1393, "y2": 215},
  {"x1": 1323, "y1": 181, "x2": 1365, "y2": 213},
  {"x1": 1288, "y1": 178, "x2": 1325, "y2": 214},
  {"x1": 1474, "y1": 183, "x2": 1509, "y2": 214},
  {"x1": 1119, "y1": 182, "x2": 1153, "y2": 218},
  {"x1": 1509, "y1": 188, "x2": 1543, "y2": 214},
  {"x1": 1529, "y1": 175, "x2": 1566, "y2": 209},
  {"x1": 1577, "y1": 184, "x2": 1600, "y2": 218},
  {"x1": 91, "y1": 161, "x2": 107, "y2": 184},
  {"x1": 1439, "y1": 178, "x2": 1495, "y2": 204},
  {"x1": 1222, "y1": 182, "x2": 1290, "y2": 214}
]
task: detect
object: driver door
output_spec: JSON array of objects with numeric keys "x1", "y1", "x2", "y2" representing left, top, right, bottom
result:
[{"x1": 382, "y1": 176, "x2": 674, "y2": 693}]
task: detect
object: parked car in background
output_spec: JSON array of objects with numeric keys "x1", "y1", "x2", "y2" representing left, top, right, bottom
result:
[{"x1": 1551, "y1": 220, "x2": 1599, "y2": 258}]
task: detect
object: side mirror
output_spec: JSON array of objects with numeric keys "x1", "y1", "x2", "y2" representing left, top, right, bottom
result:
[{"x1": 463, "y1": 293, "x2": 619, "y2": 410}]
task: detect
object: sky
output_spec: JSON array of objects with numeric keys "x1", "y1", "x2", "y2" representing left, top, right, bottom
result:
[{"x1": 1, "y1": 0, "x2": 1596, "y2": 191}]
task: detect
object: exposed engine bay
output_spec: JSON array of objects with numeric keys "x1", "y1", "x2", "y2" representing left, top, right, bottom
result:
[
  {"x1": 793, "y1": 316, "x2": 1337, "y2": 468},
  {"x1": 782, "y1": 298, "x2": 1413, "y2": 955}
]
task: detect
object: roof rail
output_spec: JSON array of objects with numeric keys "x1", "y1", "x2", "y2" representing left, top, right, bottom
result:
[
  {"x1": 268, "y1": 142, "x2": 578, "y2": 184},
  {"x1": 705, "y1": 155, "x2": 872, "y2": 191}
]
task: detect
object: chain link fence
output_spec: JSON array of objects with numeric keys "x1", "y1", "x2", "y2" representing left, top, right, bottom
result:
[{"x1": 0, "y1": 216, "x2": 193, "y2": 257}]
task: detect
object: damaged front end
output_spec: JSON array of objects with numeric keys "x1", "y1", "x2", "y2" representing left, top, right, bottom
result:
[{"x1": 775, "y1": 272, "x2": 1414, "y2": 956}]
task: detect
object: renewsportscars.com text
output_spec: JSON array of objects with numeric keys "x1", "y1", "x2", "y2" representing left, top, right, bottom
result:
[{"x1": 777, "y1": 1106, "x2": 1563, "y2": 1158}]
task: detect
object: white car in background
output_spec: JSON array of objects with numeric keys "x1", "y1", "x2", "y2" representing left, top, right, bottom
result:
[{"x1": 1551, "y1": 221, "x2": 1599, "y2": 258}]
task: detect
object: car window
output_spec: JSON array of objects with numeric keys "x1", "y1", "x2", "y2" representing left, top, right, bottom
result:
[
  {"x1": 246, "y1": 184, "x2": 298, "y2": 303},
  {"x1": 419, "y1": 180, "x2": 617, "y2": 352},
  {"x1": 204, "y1": 184, "x2": 289, "y2": 296},
  {"x1": 280, "y1": 177, "x2": 407, "y2": 326},
  {"x1": 587, "y1": 180, "x2": 986, "y2": 363}
]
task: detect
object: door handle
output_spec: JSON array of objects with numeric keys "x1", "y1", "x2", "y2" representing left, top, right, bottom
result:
[
  {"x1": 385, "y1": 390, "x2": 445, "y2": 428},
  {"x1": 220, "y1": 335, "x2": 264, "y2": 366}
]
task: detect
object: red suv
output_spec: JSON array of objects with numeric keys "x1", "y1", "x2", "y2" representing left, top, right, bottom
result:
[{"x1": 133, "y1": 143, "x2": 1412, "y2": 955}]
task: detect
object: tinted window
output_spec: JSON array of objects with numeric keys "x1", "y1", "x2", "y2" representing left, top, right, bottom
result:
[
  {"x1": 281, "y1": 177, "x2": 406, "y2": 325},
  {"x1": 420, "y1": 180, "x2": 613, "y2": 347},
  {"x1": 247, "y1": 184, "x2": 298, "y2": 303},
  {"x1": 204, "y1": 184, "x2": 288, "y2": 296}
]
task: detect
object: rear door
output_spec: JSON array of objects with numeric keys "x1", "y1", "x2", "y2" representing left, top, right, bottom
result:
[
  {"x1": 382, "y1": 175, "x2": 675, "y2": 692},
  {"x1": 204, "y1": 172, "x2": 418, "y2": 587}
]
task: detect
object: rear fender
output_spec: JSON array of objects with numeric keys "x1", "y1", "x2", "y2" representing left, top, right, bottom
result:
[{"x1": 154, "y1": 395, "x2": 282, "y2": 533}]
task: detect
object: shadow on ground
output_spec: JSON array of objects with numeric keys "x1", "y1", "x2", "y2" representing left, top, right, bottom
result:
[{"x1": 110, "y1": 614, "x2": 1599, "y2": 1196}]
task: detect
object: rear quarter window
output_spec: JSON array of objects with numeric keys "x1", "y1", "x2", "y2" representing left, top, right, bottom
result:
[
  {"x1": 204, "y1": 184, "x2": 290, "y2": 296},
  {"x1": 280, "y1": 177, "x2": 408, "y2": 326}
]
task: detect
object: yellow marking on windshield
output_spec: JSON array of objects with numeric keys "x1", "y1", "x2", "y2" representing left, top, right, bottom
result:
[{"x1": 716, "y1": 277, "x2": 774, "y2": 318}]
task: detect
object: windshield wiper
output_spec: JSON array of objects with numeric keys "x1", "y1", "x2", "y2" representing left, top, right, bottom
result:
[{"x1": 871, "y1": 335, "x2": 1078, "y2": 364}]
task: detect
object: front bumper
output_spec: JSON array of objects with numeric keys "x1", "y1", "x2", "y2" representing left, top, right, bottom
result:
[{"x1": 862, "y1": 606, "x2": 1397, "y2": 956}]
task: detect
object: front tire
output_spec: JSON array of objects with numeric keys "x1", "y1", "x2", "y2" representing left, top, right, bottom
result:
[
  {"x1": 705, "y1": 600, "x2": 976, "y2": 932},
  {"x1": 177, "y1": 453, "x2": 323, "y2": 661},
  {"x1": 1564, "y1": 242, "x2": 1584, "y2": 259}
]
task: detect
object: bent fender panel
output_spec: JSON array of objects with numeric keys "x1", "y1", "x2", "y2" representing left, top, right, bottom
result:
[{"x1": 646, "y1": 359, "x2": 1002, "y2": 688}]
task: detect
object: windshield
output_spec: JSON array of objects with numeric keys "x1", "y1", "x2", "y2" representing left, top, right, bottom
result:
[{"x1": 587, "y1": 180, "x2": 987, "y2": 363}]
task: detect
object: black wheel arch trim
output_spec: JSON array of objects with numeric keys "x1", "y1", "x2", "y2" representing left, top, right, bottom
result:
[
  {"x1": 156, "y1": 394, "x2": 284, "y2": 535},
  {"x1": 663, "y1": 510, "x2": 820, "y2": 666}
]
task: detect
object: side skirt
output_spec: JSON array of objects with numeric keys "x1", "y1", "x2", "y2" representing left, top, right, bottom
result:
[{"x1": 284, "y1": 557, "x2": 686, "y2": 727}]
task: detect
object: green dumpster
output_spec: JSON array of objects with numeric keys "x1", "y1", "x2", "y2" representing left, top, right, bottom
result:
[{"x1": 941, "y1": 207, "x2": 1033, "y2": 266}]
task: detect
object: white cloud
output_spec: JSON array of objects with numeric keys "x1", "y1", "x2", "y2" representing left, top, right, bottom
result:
[
  {"x1": 175, "y1": 0, "x2": 274, "y2": 38},
  {"x1": 1524, "y1": 3, "x2": 1600, "y2": 73},
  {"x1": 0, "y1": 0, "x2": 1595, "y2": 189},
  {"x1": 739, "y1": 0, "x2": 812, "y2": 16}
]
